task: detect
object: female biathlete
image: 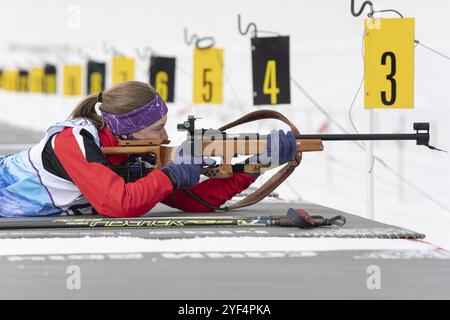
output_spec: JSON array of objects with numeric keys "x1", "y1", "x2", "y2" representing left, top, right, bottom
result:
[{"x1": 0, "y1": 81, "x2": 296, "y2": 218}]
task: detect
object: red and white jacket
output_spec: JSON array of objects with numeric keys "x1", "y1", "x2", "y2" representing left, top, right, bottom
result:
[{"x1": 32, "y1": 118, "x2": 256, "y2": 218}]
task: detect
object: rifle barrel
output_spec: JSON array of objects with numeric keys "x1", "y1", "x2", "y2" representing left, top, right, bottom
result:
[
  {"x1": 293, "y1": 133, "x2": 428, "y2": 142},
  {"x1": 220, "y1": 132, "x2": 429, "y2": 145}
]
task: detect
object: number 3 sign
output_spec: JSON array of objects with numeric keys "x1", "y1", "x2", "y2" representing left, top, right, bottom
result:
[{"x1": 364, "y1": 18, "x2": 415, "y2": 109}]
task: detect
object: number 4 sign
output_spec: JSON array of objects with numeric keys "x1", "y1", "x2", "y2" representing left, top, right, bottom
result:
[
  {"x1": 252, "y1": 36, "x2": 291, "y2": 105},
  {"x1": 364, "y1": 18, "x2": 415, "y2": 109}
]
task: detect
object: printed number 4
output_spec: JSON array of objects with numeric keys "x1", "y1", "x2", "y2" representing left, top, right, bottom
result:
[
  {"x1": 263, "y1": 60, "x2": 280, "y2": 105},
  {"x1": 381, "y1": 51, "x2": 397, "y2": 106}
]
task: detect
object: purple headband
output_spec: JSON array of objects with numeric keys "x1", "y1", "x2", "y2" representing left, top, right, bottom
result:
[{"x1": 101, "y1": 93, "x2": 168, "y2": 136}]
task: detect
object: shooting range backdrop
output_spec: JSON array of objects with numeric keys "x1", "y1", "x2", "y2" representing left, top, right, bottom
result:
[{"x1": 0, "y1": 0, "x2": 449, "y2": 245}]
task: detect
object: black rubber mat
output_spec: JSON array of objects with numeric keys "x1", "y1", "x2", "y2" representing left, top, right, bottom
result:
[{"x1": 0, "y1": 202, "x2": 425, "y2": 239}]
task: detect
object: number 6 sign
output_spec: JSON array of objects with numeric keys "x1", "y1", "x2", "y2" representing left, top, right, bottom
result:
[
  {"x1": 364, "y1": 18, "x2": 415, "y2": 109},
  {"x1": 149, "y1": 56, "x2": 176, "y2": 103}
]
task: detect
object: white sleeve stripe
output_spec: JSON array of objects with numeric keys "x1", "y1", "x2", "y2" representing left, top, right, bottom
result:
[
  {"x1": 51, "y1": 135, "x2": 56, "y2": 149},
  {"x1": 71, "y1": 127, "x2": 87, "y2": 159}
]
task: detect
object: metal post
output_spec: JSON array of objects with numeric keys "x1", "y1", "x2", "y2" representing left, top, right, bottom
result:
[
  {"x1": 366, "y1": 109, "x2": 375, "y2": 219},
  {"x1": 398, "y1": 115, "x2": 405, "y2": 201}
]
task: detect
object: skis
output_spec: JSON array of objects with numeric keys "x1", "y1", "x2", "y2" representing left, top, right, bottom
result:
[
  {"x1": 0, "y1": 215, "x2": 287, "y2": 230},
  {"x1": 0, "y1": 209, "x2": 346, "y2": 230}
]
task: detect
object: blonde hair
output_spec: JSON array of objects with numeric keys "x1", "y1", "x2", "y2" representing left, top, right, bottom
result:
[{"x1": 69, "y1": 81, "x2": 156, "y2": 129}]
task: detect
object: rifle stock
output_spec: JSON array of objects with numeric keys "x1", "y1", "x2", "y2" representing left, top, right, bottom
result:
[{"x1": 101, "y1": 138, "x2": 323, "y2": 171}]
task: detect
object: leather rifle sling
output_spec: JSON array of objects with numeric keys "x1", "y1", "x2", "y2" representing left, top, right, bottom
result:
[{"x1": 217, "y1": 110, "x2": 302, "y2": 210}]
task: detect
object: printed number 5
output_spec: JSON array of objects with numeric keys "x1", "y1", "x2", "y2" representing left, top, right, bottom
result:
[
  {"x1": 203, "y1": 68, "x2": 212, "y2": 102},
  {"x1": 381, "y1": 51, "x2": 397, "y2": 106}
]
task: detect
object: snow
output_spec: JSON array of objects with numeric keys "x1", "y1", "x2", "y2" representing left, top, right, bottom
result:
[{"x1": 0, "y1": 237, "x2": 438, "y2": 256}]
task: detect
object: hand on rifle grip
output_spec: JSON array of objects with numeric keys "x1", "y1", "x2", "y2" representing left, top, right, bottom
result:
[
  {"x1": 245, "y1": 130, "x2": 297, "y2": 167},
  {"x1": 161, "y1": 162, "x2": 202, "y2": 190},
  {"x1": 162, "y1": 141, "x2": 218, "y2": 190}
]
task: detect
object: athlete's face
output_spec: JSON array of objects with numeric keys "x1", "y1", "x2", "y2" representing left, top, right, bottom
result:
[{"x1": 130, "y1": 115, "x2": 168, "y2": 141}]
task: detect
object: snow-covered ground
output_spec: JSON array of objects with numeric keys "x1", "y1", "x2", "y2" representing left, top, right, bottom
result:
[
  {"x1": 0, "y1": 0, "x2": 449, "y2": 249},
  {"x1": 0, "y1": 237, "x2": 441, "y2": 256}
]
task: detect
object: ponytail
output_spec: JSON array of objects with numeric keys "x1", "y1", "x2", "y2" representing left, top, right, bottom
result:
[{"x1": 69, "y1": 94, "x2": 104, "y2": 129}]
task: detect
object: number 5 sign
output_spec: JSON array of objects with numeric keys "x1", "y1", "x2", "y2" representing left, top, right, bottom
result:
[
  {"x1": 193, "y1": 48, "x2": 223, "y2": 104},
  {"x1": 364, "y1": 18, "x2": 415, "y2": 109}
]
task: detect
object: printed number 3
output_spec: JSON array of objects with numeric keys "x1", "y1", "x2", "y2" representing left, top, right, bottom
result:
[{"x1": 381, "y1": 51, "x2": 397, "y2": 106}]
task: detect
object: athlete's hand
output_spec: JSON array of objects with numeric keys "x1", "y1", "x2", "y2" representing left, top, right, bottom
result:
[
  {"x1": 161, "y1": 162, "x2": 202, "y2": 190},
  {"x1": 244, "y1": 130, "x2": 297, "y2": 167},
  {"x1": 266, "y1": 130, "x2": 297, "y2": 166},
  {"x1": 162, "y1": 142, "x2": 216, "y2": 190}
]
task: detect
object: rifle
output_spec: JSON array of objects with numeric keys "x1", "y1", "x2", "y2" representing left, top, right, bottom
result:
[{"x1": 101, "y1": 110, "x2": 437, "y2": 210}]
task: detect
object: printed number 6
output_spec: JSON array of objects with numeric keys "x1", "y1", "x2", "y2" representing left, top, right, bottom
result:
[
  {"x1": 381, "y1": 51, "x2": 397, "y2": 106},
  {"x1": 155, "y1": 71, "x2": 169, "y2": 101},
  {"x1": 202, "y1": 68, "x2": 213, "y2": 102}
]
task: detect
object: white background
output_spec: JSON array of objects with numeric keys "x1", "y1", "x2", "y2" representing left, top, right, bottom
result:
[{"x1": 0, "y1": 0, "x2": 449, "y2": 247}]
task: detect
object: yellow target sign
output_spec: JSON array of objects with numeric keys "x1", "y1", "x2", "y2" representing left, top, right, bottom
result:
[
  {"x1": 29, "y1": 67, "x2": 44, "y2": 93},
  {"x1": 112, "y1": 57, "x2": 135, "y2": 85},
  {"x1": 63, "y1": 65, "x2": 82, "y2": 96},
  {"x1": 193, "y1": 48, "x2": 223, "y2": 104},
  {"x1": 364, "y1": 18, "x2": 415, "y2": 109},
  {"x1": 2, "y1": 70, "x2": 18, "y2": 91}
]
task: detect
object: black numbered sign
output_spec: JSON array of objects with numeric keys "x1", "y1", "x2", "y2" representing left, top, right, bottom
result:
[
  {"x1": 43, "y1": 64, "x2": 57, "y2": 94},
  {"x1": 149, "y1": 56, "x2": 176, "y2": 103},
  {"x1": 18, "y1": 70, "x2": 29, "y2": 92},
  {"x1": 87, "y1": 61, "x2": 106, "y2": 94},
  {"x1": 252, "y1": 36, "x2": 291, "y2": 105}
]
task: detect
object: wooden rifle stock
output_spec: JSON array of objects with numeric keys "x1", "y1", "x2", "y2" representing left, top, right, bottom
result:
[{"x1": 101, "y1": 138, "x2": 323, "y2": 179}]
